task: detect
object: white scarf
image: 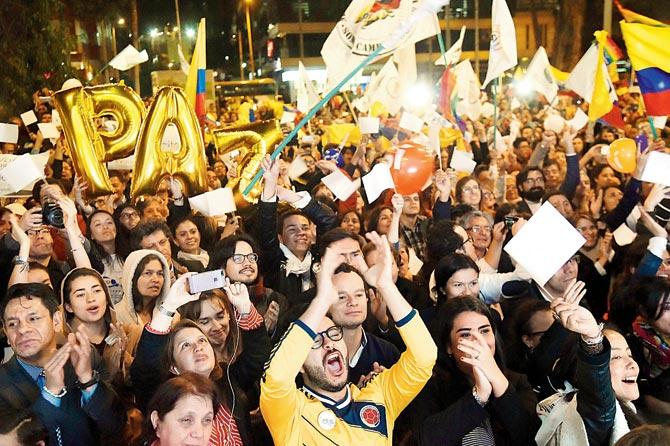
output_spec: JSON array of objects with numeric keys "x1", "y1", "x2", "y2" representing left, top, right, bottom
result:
[
  {"x1": 279, "y1": 243, "x2": 313, "y2": 291},
  {"x1": 610, "y1": 400, "x2": 632, "y2": 445},
  {"x1": 177, "y1": 249, "x2": 210, "y2": 268}
]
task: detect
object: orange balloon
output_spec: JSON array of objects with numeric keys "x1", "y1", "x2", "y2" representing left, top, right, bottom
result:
[
  {"x1": 390, "y1": 145, "x2": 435, "y2": 195},
  {"x1": 607, "y1": 138, "x2": 637, "y2": 174}
]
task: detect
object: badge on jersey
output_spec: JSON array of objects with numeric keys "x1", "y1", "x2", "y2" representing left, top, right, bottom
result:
[
  {"x1": 318, "y1": 410, "x2": 337, "y2": 431},
  {"x1": 360, "y1": 404, "x2": 381, "y2": 428}
]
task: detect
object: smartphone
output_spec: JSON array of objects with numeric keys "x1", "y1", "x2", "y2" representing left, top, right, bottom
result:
[{"x1": 188, "y1": 269, "x2": 225, "y2": 294}]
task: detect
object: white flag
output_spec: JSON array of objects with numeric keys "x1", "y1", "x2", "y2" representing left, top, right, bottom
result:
[
  {"x1": 453, "y1": 59, "x2": 482, "y2": 120},
  {"x1": 565, "y1": 43, "x2": 617, "y2": 105},
  {"x1": 524, "y1": 46, "x2": 558, "y2": 103},
  {"x1": 369, "y1": 59, "x2": 402, "y2": 115},
  {"x1": 321, "y1": 0, "x2": 440, "y2": 89},
  {"x1": 109, "y1": 45, "x2": 148, "y2": 71},
  {"x1": 296, "y1": 61, "x2": 320, "y2": 113},
  {"x1": 395, "y1": 43, "x2": 418, "y2": 109},
  {"x1": 177, "y1": 44, "x2": 190, "y2": 75},
  {"x1": 434, "y1": 26, "x2": 466, "y2": 66},
  {"x1": 483, "y1": 0, "x2": 517, "y2": 87}
]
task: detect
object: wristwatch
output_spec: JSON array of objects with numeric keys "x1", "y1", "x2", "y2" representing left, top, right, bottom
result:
[
  {"x1": 159, "y1": 305, "x2": 176, "y2": 317},
  {"x1": 12, "y1": 255, "x2": 28, "y2": 267},
  {"x1": 76, "y1": 370, "x2": 100, "y2": 390}
]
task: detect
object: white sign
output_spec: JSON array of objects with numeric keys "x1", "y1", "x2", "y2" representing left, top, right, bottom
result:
[
  {"x1": 641, "y1": 151, "x2": 670, "y2": 186},
  {"x1": 358, "y1": 117, "x2": 380, "y2": 134},
  {"x1": 450, "y1": 150, "x2": 477, "y2": 174},
  {"x1": 399, "y1": 112, "x2": 424, "y2": 133},
  {"x1": 188, "y1": 188, "x2": 237, "y2": 217},
  {"x1": 362, "y1": 163, "x2": 395, "y2": 202},
  {"x1": 20, "y1": 111, "x2": 38, "y2": 126},
  {"x1": 321, "y1": 169, "x2": 359, "y2": 201},
  {"x1": 0, "y1": 123, "x2": 19, "y2": 144}
]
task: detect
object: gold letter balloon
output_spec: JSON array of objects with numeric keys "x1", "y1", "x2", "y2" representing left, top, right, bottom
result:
[
  {"x1": 212, "y1": 120, "x2": 282, "y2": 211},
  {"x1": 53, "y1": 83, "x2": 146, "y2": 196},
  {"x1": 131, "y1": 86, "x2": 208, "y2": 198}
]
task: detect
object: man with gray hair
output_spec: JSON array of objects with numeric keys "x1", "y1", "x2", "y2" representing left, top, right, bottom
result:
[{"x1": 458, "y1": 210, "x2": 506, "y2": 272}]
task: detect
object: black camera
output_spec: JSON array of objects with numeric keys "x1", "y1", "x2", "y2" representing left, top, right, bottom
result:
[
  {"x1": 503, "y1": 216, "x2": 519, "y2": 231},
  {"x1": 42, "y1": 201, "x2": 64, "y2": 228}
]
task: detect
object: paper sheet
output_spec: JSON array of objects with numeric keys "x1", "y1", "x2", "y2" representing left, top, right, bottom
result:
[
  {"x1": 359, "y1": 117, "x2": 380, "y2": 134},
  {"x1": 37, "y1": 123, "x2": 60, "y2": 139},
  {"x1": 567, "y1": 108, "x2": 589, "y2": 131},
  {"x1": 362, "y1": 163, "x2": 395, "y2": 202},
  {"x1": 288, "y1": 156, "x2": 309, "y2": 180},
  {"x1": 504, "y1": 201, "x2": 586, "y2": 286},
  {"x1": 321, "y1": 169, "x2": 359, "y2": 201},
  {"x1": 0, "y1": 154, "x2": 46, "y2": 193},
  {"x1": 188, "y1": 188, "x2": 237, "y2": 217},
  {"x1": 641, "y1": 151, "x2": 670, "y2": 186},
  {"x1": 20, "y1": 110, "x2": 38, "y2": 126},
  {"x1": 450, "y1": 150, "x2": 477, "y2": 174},
  {"x1": 280, "y1": 111, "x2": 296, "y2": 125},
  {"x1": 612, "y1": 224, "x2": 637, "y2": 247},
  {"x1": 399, "y1": 112, "x2": 424, "y2": 133},
  {"x1": 0, "y1": 123, "x2": 19, "y2": 144}
]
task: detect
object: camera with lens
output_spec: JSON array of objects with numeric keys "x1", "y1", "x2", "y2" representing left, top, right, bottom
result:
[
  {"x1": 42, "y1": 200, "x2": 64, "y2": 228},
  {"x1": 503, "y1": 216, "x2": 519, "y2": 231}
]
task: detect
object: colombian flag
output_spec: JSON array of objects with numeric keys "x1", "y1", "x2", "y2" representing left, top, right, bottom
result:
[
  {"x1": 617, "y1": 3, "x2": 670, "y2": 116},
  {"x1": 185, "y1": 18, "x2": 207, "y2": 122}
]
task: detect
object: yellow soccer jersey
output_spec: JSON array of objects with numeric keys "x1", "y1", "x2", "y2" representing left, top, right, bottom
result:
[{"x1": 260, "y1": 309, "x2": 437, "y2": 445}]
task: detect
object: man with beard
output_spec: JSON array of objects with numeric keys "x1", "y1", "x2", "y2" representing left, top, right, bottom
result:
[
  {"x1": 516, "y1": 166, "x2": 548, "y2": 215},
  {"x1": 260, "y1": 233, "x2": 436, "y2": 445},
  {"x1": 209, "y1": 233, "x2": 288, "y2": 339}
]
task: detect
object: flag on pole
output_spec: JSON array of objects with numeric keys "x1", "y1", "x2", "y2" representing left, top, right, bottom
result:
[
  {"x1": 614, "y1": 0, "x2": 664, "y2": 26},
  {"x1": 453, "y1": 59, "x2": 482, "y2": 120},
  {"x1": 185, "y1": 18, "x2": 207, "y2": 122},
  {"x1": 108, "y1": 45, "x2": 148, "y2": 71},
  {"x1": 483, "y1": 0, "x2": 517, "y2": 87},
  {"x1": 566, "y1": 34, "x2": 624, "y2": 127},
  {"x1": 296, "y1": 61, "x2": 320, "y2": 113},
  {"x1": 321, "y1": 0, "x2": 440, "y2": 88},
  {"x1": 618, "y1": 5, "x2": 670, "y2": 116},
  {"x1": 523, "y1": 46, "x2": 558, "y2": 102},
  {"x1": 434, "y1": 26, "x2": 466, "y2": 66},
  {"x1": 177, "y1": 44, "x2": 190, "y2": 75},
  {"x1": 358, "y1": 59, "x2": 402, "y2": 115}
]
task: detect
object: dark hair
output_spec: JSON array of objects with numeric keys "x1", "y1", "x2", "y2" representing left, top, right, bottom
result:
[
  {"x1": 131, "y1": 253, "x2": 166, "y2": 314},
  {"x1": 27, "y1": 261, "x2": 51, "y2": 282},
  {"x1": 61, "y1": 268, "x2": 112, "y2": 324},
  {"x1": 513, "y1": 137, "x2": 529, "y2": 149},
  {"x1": 333, "y1": 262, "x2": 368, "y2": 289},
  {"x1": 542, "y1": 190, "x2": 569, "y2": 204},
  {"x1": 614, "y1": 425, "x2": 670, "y2": 446},
  {"x1": 434, "y1": 254, "x2": 480, "y2": 304},
  {"x1": 135, "y1": 195, "x2": 167, "y2": 218},
  {"x1": 112, "y1": 203, "x2": 138, "y2": 257},
  {"x1": 590, "y1": 163, "x2": 622, "y2": 188},
  {"x1": 141, "y1": 373, "x2": 220, "y2": 445},
  {"x1": 455, "y1": 176, "x2": 480, "y2": 204},
  {"x1": 318, "y1": 227, "x2": 361, "y2": 258},
  {"x1": 30, "y1": 177, "x2": 63, "y2": 203},
  {"x1": 425, "y1": 220, "x2": 462, "y2": 265},
  {"x1": 365, "y1": 206, "x2": 393, "y2": 234},
  {"x1": 516, "y1": 166, "x2": 544, "y2": 189},
  {"x1": 634, "y1": 277, "x2": 670, "y2": 321},
  {"x1": 87, "y1": 209, "x2": 123, "y2": 264},
  {"x1": 542, "y1": 159, "x2": 560, "y2": 170},
  {"x1": 277, "y1": 208, "x2": 310, "y2": 235},
  {"x1": 170, "y1": 215, "x2": 200, "y2": 239},
  {"x1": 130, "y1": 220, "x2": 172, "y2": 252},
  {"x1": 1, "y1": 283, "x2": 59, "y2": 323},
  {"x1": 338, "y1": 210, "x2": 365, "y2": 236},
  {"x1": 494, "y1": 203, "x2": 519, "y2": 223},
  {"x1": 208, "y1": 233, "x2": 259, "y2": 272},
  {"x1": 0, "y1": 409, "x2": 48, "y2": 445},
  {"x1": 178, "y1": 291, "x2": 241, "y2": 365}
]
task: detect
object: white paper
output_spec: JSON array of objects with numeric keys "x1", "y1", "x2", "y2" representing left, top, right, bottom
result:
[
  {"x1": 362, "y1": 163, "x2": 395, "y2": 202},
  {"x1": 288, "y1": 156, "x2": 309, "y2": 180},
  {"x1": 408, "y1": 247, "x2": 424, "y2": 275},
  {"x1": 641, "y1": 151, "x2": 670, "y2": 186},
  {"x1": 612, "y1": 224, "x2": 637, "y2": 247},
  {"x1": 52, "y1": 109, "x2": 61, "y2": 127},
  {"x1": 160, "y1": 123, "x2": 181, "y2": 153},
  {"x1": 109, "y1": 45, "x2": 149, "y2": 71},
  {"x1": 393, "y1": 149, "x2": 405, "y2": 170},
  {"x1": 37, "y1": 123, "x2": 61, "y2": 139},
  {"x1": 567, "y1": 108, "x2": 589, "y2": 131},
  {"x1": 450, "y1": 150, "x2": 477, "y2": 174},
  {"x1": 543, "y1": 114, "x2": 565, "y2": 134},
  {"x1": 399, "y1": 112, "x2": 424, "y2": 133},
  {"x1": 280, "y1": 111, "x2": 296, "y2": 125},
  {"x1": 504, "y1": 202, "x2": 586, "y2": 286},
  {"x1": 652, "y1": 116, "x2": 668, "y2": 131},
  {"x1": 107, "y1": 155, "x2": 135, "y2": 171},
  {"x1": 20, "y1": 110, "x2": 38, "y2": 126},
  {"x1": 0, "y1": 153, "x2": 48, "y2": 195},
  {"x1": 321, "y1": 169, "x2": 359, "y2": 201},
  {"x1": 0, "y1": 123, "x2": 19, "y2": 144},
  {"x1": 358, "y1": 117, "x2": 380, "y2": 134},
  {"x1": 0, "y1": 154, "x2": 45, "y2": 193},
  {"x1": 188, "y1": 188, "x2": 237, "y2": 217}
]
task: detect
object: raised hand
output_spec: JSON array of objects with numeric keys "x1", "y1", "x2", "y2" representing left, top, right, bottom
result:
[
  {"x1": 356, "y1": 361, "x2": 386, "y2": 388},
  {"x1": 550, "y1": 282, "x2": 600, "y2": 340},
  {"x1": 43, "y1": 343, "x2": 72, "y2": 394},
  {"x1": 368, "y1": 289, "x2": 389, "y2": 327},
  {"x1": 223, "y1": 277, "x2": 252, "y2": 314},
  {"x1": 57, "y1": 196, "x2": 79, "y2": 229},
  {"x1": 315, "y1": 246, "x2": 342, "y2": 306},
  {"x1": 361, "y1": 232, "x2": 393, "y2": 289},
  {"x1": 264, "y1": 300, "x2": 280, "y2": 334},
  {"x1": 260, "y1": 155, "x2": 280, "y2": 200},
  {"x1": 68, "y1": 328, "x2": 93, "y2": 383},
  {"x1": 434, "y1": 169, "x2": 451, "y2": 201},
  {"x1": 9, "y1": 214, "x2": 30, "y2": 248},
  {"x1": 391, "y1": 193, "x2": 404, "y2": 214},
  {"x1": 162, "y1": 273, "x2": 202, "y2": 313},
  {"x1": 18, "y1": 207, "x2": 43, "y2": 233}
]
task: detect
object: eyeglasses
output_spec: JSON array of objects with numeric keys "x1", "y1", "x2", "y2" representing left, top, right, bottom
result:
[
  {"x1": 565, "y1": 255, "x2": 581, "y2": 266},
  {"x1": 467, "y1": 225, "x2": 492, "y2": 234},
  {"x1": 119, "y1": 211, "x2": 139, "y2": 220},
  {"x1": 460, "y1": 237, "x2": 474, "y2": 251},
  {"x1": 231, "y1": 253, "x2": 259, "y2": 264},
  {"x1": 27, "y1": 228, "x2": 50, "y2": 238},
  {"x1": 311, "y1": 326, "x2": 343, "y2": 349},
  {"x1": 524, "y1": 177, "x2": 545, "y2": 186},
  {"x1": 462, "y1": 186, "x2": 481, "y2": 194}
]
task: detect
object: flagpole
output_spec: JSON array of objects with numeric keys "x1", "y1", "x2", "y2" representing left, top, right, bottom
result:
[
  {"x1": 242, "y1": 0, "x2": 450, "y2": 196},
  {"x1": 342, "y1": 91, "x2": 359, "y2": 125}
]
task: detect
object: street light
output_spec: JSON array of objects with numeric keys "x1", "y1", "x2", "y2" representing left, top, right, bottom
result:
[
  {"x1": 185, "y1": 27, "x2": 196, "y2": 39},
  {"x1": 118, "y1": 17, "x2": 126, "y2": 26},
  {"x1": 150, "y1": 28, "x2": 160, "y2": 38},
  {"x1": 244, "y1": 0, "x2": 256, "y2": 78}
]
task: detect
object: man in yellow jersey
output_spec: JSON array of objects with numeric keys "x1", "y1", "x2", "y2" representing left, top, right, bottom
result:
[{"x1": 260, "y1": 232, "x2": 437, "y2": 445}]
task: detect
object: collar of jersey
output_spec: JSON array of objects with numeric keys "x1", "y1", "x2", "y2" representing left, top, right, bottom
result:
[{"x1": 302, "y1": 384, "x2": 351, "y2": 409}]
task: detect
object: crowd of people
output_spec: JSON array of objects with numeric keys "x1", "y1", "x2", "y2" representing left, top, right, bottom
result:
[{"x1": 0, "y1": 83, "x2": 670, "y2": 446}]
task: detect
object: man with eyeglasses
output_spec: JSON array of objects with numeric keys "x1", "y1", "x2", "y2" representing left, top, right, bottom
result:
[{"x1": 260, "y1": 233, "x2": 437, "y2": 445}]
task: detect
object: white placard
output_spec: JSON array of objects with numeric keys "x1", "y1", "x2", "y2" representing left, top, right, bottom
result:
[
  {"x1": 161, "y1": 123, "x2": 181, "y2": 153},
  {"x1": 288, "y1": 156, "x2": 309, "y2": 180},
  {"x1": 321, "y1": 169, "x2": 359, "y2": 201},
  {"x1": 399, "y1": 112, "x2": 424, "y2": 133},
  {"x1": 52, "y1": 109, "x2": 61, "y2": 127},
  {"x1": 450, "y1": 150, "x2": 477, "y2": 174},
  {"x1": 567, "y1": 108, "x2": 589, "y2": 131},
  {"x1": 0, "y1": 123, "x2": 19, "y2": 144},
  {"x1": 188, "y1": 188, "x2": 237, "y2": 217},
  {"x1": 612, "y1": 223, "x2": 637, "y2": 247},
  {"x1": 641, "y1": 151, "x2": 670, "y2": 186},
  {"x1": 358, "y1": 117, "x2": 380, "y2": 134},
  {"x1": 408, "y1": 247, "x2": 424, "y2": 275},
  {"x1": 362, "y1": 163, "x2": 395, "y2": 202},
  {"x1": 504, "y1": 202, "x2": 586, "y2": 286},
  {"x1": 280, "y1": 111, "x2": 296, "y2": 125},
  {"x1": 37, "y1": 123, "x2": 60, "y2": 139},
  {"x1": 543, "y1": 114, "x2": 565, "y2": 134},
  {"x1": 20, "y1": 111, "x2": 38, "y2": 126},
  {"x1": 653, "y1": 116, "x2": 668, "y2": 130},
  {"x1": 0, "y1": 154, "x2": 45, "y2": 193}
]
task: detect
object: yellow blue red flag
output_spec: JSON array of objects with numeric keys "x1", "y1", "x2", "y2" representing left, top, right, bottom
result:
[{"x1": 185, "y1": 18, "x2": 207, "y2": 122}]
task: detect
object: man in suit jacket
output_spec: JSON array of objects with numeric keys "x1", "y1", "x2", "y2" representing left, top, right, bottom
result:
[{"x1": 0, "y1": 283, "x2": 125, "y2": 446}]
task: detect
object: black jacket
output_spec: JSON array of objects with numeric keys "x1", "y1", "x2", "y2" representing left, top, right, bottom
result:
[{"x1": 0, "y1": 355, "x2": 126, "y2": 446}]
